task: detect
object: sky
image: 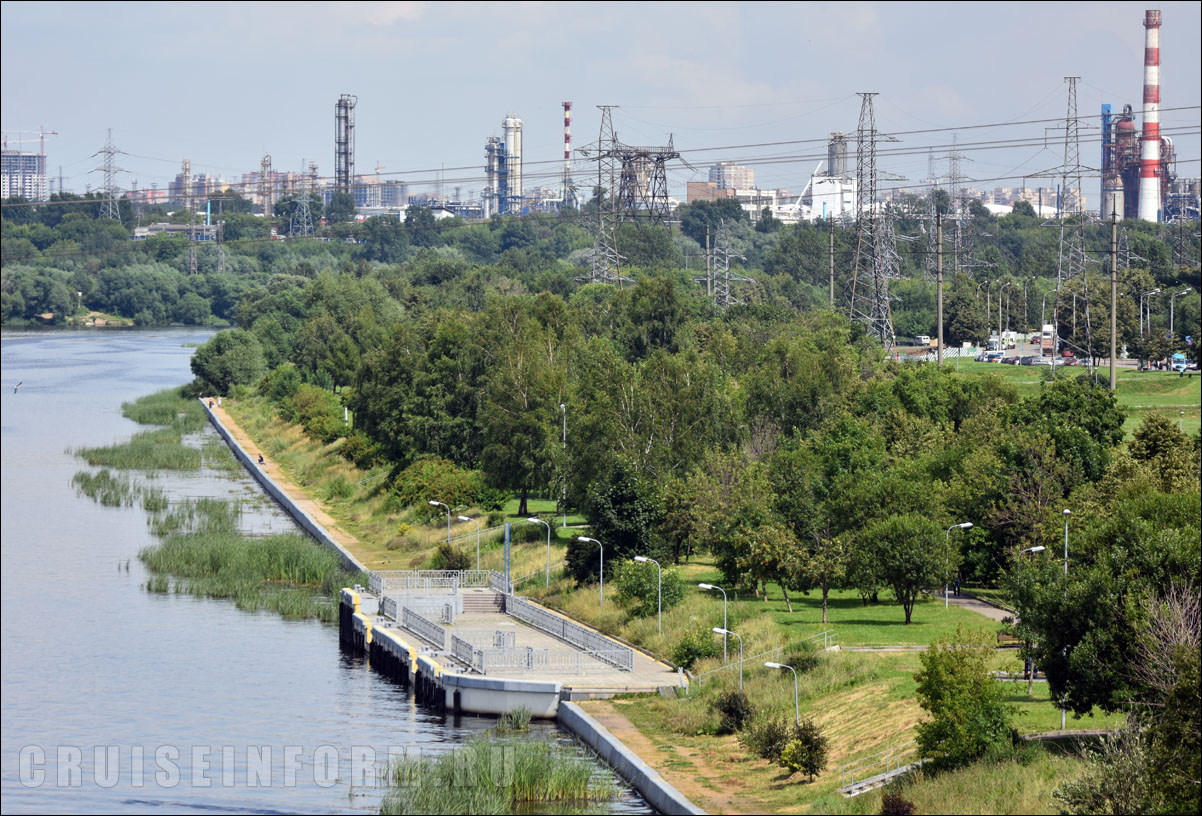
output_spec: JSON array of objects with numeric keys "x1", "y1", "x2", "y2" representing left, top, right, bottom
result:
[{"x1": 2, "y1": 1, "x2": 1200, "y2": 204}]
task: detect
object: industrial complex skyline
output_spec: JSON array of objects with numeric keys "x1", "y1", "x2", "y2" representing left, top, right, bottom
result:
[{"x1": 2, "y1": 1, "x2": 1200, "y2": 210}]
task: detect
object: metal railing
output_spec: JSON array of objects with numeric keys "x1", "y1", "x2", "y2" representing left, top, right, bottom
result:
[
  {"x1": 450, "y1": 634, "x2": 477, "y2": 669},
  {"x1": 837, "y1": 742, "x2": 921, "y2": 792},
  {"x1": 505, "y1": 595, "x2": 633, "y2": 672},
  {"x1": 693, "y1": 630, "x2": 838, "y2": 686},
  {"x1": 369, "y1": 569, "x2": 497, "y2": 595},
  {"x1": 454, "y1": 629, "x2": 516, "y2": 649},
  {"x1": 379, "y1": 596, "x2": 398, "y2": 620},
  {"x1": 489, "y1": 570, "x2": 509, "y2": 593},
  {"x1": 402, "y1": 606, "x2": 447, "y2": 650},
  {"x1": 511, "y1": 561, "x2": 567, "y2": 587}
]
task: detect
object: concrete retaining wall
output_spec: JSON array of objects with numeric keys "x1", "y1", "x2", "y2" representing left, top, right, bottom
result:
[
  {"x1": 558, "y1": 701, "x2": 705, "y2": 816},
  {"x1": 441, "y1": 672, "x2": 561, "y2": 718},
  {"x1": 200, "y1": 400, "x2": 367, "y2": 574}
]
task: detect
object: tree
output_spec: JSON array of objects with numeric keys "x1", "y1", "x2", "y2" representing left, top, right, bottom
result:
[
  {"x1": 190, "y1": 329, "x2": 266, "y2": 395},
  {"x1": 914, "y1": 625, "x2": 1014, "y2": 770},
  {"x1": 860, "y1": 514, "x2": 945, "y2": 623},
  {"x1": 734, "y1": 521, "x2": 805, "y2": 611},
  {"x1": 325, "y1": 192, "x2": 356, "y2": 224},
  {"x1": 944, "y1": 274, "x2": 988, "y2": 345},
  {"x1": 780, "y1": 719, "x2": 829, "y2": 781},
  {"x1": 568, "y1": 460, "x2": 663, "y2": 584}
]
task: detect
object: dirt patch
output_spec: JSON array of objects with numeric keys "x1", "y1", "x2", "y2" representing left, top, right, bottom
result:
[{"x1": 578, "y1": 699, "x2": 774, "y2": 815}]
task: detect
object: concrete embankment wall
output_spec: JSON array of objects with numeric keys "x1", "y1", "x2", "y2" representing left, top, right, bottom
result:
[
  {"x1": 558, "y1": 701, "x2": 706, "y2": 816},
  {"x1": 200, "y1": 400, "x2": 367, "y2": 574}
]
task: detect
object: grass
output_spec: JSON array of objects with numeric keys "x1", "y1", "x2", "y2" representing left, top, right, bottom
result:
[
  {"x1": 139, "y1": 498, "x2": 363, "y2": 622},
  {"x1": 947, "y1": 361, "x2": 1201, "y2": 438},
  {"x1": 74, "y1": 427, "x2": 203, "y2": 470},
  {"x1": 120, "y1": 387, "x2": 208, "y2": 433},
  {"x1": 72, "y1": 469, "x2": 139, "y2": 507},
  {"x1": 594, "y1": 647, "x2": 1120, "y2": 814},
  {"x1": 380, "y1": 735, "x2": 617, "y2": 815},
  {"x1": 813, "y1": 744, "x2": 1087, "y2": 815}
]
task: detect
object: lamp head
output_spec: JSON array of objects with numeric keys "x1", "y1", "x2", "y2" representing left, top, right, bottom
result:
[
  {"x1": 576, "y1": 536, "x2": 596, "y2": 544},
  {"x1": 457, "y1": 515, "x2": 472, "y2": 522},
  {"x1": 712, "y1": 627, "x2": 729, "y2": 635},
  {"x1": 764, "y1": 661, "x2": 785, "y2": 669},
  {"x1": 959, "y1": 522, "x2": 973, "y2": 529},
  {"x1": 1063, "y1": 508, "x2": 1071, "y2": 516},
  {"x1": 428, "y1": 500, "x2": 439, "y2": 507},
  {"x1": 526, "y1": 517, "x2": 541, "y2": 524},
  {"x1": 698, "y1": 583, "x2": 715, "y2": 590},
  {"x1": 1021, "y1": 545, "x2": 1046, "y2": 555},
  {"x1": 634, "y1": 556, "x2": 648, "y2": 563}
]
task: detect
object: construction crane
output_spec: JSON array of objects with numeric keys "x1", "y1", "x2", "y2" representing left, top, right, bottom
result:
[{"x1": 2, "y1": 127, "x2": 59, "y2": 156}]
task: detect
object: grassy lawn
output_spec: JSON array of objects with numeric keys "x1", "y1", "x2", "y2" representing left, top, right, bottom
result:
[
  {"x1": 597, "y1": 646, "x2": 1117, "y2": 814},
  {"x1": 942, "y1": 361, "x2": 1201, "y2": 438}
]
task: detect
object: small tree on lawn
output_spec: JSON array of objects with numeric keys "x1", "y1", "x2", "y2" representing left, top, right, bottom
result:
[
  {"x1": 860, "y1": 513, "x2": 945, "y2": 623},
  {"x1": 780, "y1": 718, "x2": 829, "y2": 781},
  {"x1": 914, "y1": 625, "x2": 1014, "y2": 770}
]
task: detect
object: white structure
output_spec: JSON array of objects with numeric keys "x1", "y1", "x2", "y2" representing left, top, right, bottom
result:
[
  {"x1": 502, "y1": 113, "x2": 523, "y2": 208},
  {"x1": 809, "y1": 173, "x2": 857, "y2": 221}
]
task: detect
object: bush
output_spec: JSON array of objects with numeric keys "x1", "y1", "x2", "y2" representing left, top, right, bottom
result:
[
  {"x1": 613, "y1": 559, "x2": 686, "y2": 618},
  {"x1": 478, "y1": 487, "x2": 509, "y2": 512},
  {"x1": 739, "y1": 716, "x2": 795, "y2": 763},
  {"x1": 390, "y1": 456, "x2": 487, "y2": 510},
  {"x1": 323, "y1": 475, "x2": 354, "y2": 500},
  {"x1": 781, "y1": 641, "x2": 821, "y2": 674},
  {"x1": 672, "y1": 626, "x2": 721, "y2": 670},
  {"x1": 914, "y1": 625, "x2": 1014, "y2": 771},
  {"x1": 259, "y1": 362, "x2": 302, "y2": 406},
  {"x1": 341, "y1": 430, "x2": 380, "y2": 469},
  {"x1": 780, "y1": 719, "x2": 828, "y2": 780},
  {"x1": 880, "y1": 785, "x2": 916, "y2": 815},
  {"x1": 712, "y1": 689, "x2": 755, "y2": 734},
  {"x1": 512, "y1": 522, "x2": 548, "y2": 544},
  {"x1": 430, "y1": 542, "x2": 472, "y2": 571},
  {"x1": 289, "y1": 384, "x2": 344, "y2": 444}
]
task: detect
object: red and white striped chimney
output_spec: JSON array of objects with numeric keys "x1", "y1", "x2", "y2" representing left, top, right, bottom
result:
[
  {"x1": 562, "y1": 101, "x2": 572, "y2": 193},
  {"x1": 1137, "y1": 9, "x2": 1162, "y2": 222}
]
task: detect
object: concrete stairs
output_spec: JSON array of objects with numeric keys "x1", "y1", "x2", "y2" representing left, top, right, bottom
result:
[{"x1": 462, "y1": 590, "x2": 504, "y2": 614}]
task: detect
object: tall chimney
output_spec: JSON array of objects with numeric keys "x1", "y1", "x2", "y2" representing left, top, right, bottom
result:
[
  {"x1": 563, "y1": 101, "x2": 572, "y2": 199},
  {"x1": 1137, "y1": 9, "x2": 1162, "y2": 221}
]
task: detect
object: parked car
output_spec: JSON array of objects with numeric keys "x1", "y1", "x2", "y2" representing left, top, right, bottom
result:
[
  {"x1": 1001, "y1": 356, "x2": 1020, "y2": 365},
  {"x1": 1019, "y1": 356, "x2": 1036, "y2": 366},
  {"x1": 1030, "y1": 357, "x2": 1053, "y2": 366}
]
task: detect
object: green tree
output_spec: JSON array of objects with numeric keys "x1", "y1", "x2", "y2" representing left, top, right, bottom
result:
[
  {"x1": 190, "y1": 329, "x2": 266, "y2": 395},
  {"x1": 914, "y1": 625, "x2": 1014, "y2": 770},
  {"x1": 325, "y1": 192, "x2": 356, "y2": 224},
  {"x1": 860, "y1": 513, "x2": 945, "y2": 623},
  {"x1": 613, "y1": 559, "x2": 685, "y2": 617},
  {"x1": 568, "y1": 460, "x2": 663, "y2": 584},
  {"x1": 944, "y1": 274, "x2": 988, "y2": 345},
  {"x1": 734, "y1": 521, "x2": 805, "y2": 611}
]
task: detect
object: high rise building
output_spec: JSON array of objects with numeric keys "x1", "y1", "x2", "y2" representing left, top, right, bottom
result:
[
  {"x1": 2, "y1": 150, "x2": 48, "y2": 201},
  {"x1": 708, "y1": 162, "x2": 754, "y2": 191}
]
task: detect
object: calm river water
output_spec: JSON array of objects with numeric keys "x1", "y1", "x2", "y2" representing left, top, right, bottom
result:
[{"x1": 0, "y1": 328, "x2": 649, "y2": 815}]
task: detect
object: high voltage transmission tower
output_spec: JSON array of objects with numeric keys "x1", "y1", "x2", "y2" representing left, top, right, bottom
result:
[
  {"x1": 291, "y1": 195, "x2": 314, "y2": 237},
  {"x1": 923, "y1": 148, "x2": 940, "y2": 282},
  {"x1": 847, "y1": 92, "x2": 900, "y2": 351},
  {"x1": 578, "y1": 106, "x2": 627, "y2": 286},
  {"x1": 710, "y1": 219, "x2": 750, "y2": 311},
  {"x1": 91, "y1": 129, "x2": 124, "y2": 220}
]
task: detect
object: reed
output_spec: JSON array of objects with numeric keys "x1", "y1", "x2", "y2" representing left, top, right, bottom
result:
[
  {"x1": 74, "y1": 428, "x2": 202, "y2": 470},
  {"x1": 381, "y1": 736, "x2": 615, "y2": 815},
  {"x1": 72, "y1": 469, "x2": 137, "y2": 507},
  {"x1": 121, "y1": 388, "x2": 207, "y2": 433}
]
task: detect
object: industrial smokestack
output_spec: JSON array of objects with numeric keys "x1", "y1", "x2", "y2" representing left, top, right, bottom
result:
[
  {"x1": 563, "y1": 102, "x2": 572, "y2": 199},
  {"x1": 1137, "y1": 9, "x2": 1162, "y2": 221}
]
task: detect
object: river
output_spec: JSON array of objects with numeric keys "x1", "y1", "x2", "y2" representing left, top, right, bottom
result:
[{"x1": 0, "y1": 328, "x2": 649, "y2": 815}]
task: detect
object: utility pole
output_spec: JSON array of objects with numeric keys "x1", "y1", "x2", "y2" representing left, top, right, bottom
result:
[
  {"x1": 1110, "y1": 215, "x2": 1118, "y2": 391},
  {"x1": 937, "y1": 211, "x2": 944, "y2": 366},
  {"x1": 92, "y1": 129, "x2": 124, "y2": 220},
  {"x1": 829, "y1": 222, "x2": 835, "y2": 308}
]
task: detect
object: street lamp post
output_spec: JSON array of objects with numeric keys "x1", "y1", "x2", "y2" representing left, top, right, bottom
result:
[
  {"x1": 458, "y1": 515, "x2": 481, "y2": 571},
  {"x1": 634, "y1": 555, "x2": 662, "y2": 634},
  {"x1": 1139, "y1": 288, "x2": 1161, "y2": 337},
  {"x1": 560, "y1": 403, "x2": 567, "y2": 529},
  {"x1": 576, "y1": 536, "x2": 603, "y2": 606},
  {"x1": 945, "y1": 522, "x2": 973, "y2": 608},
  {"x1": 1019, "y1": 545, "x2": 1046, "y2": 695},
  {"x1": 699, "y1": 583, "x2": 728, "y2": 663},
  {"x1": 713, "y1": 627, "x2": 743, "y2": 691},
  {"x1": 428, "y1": 500, "x2": 451, "y2": 546},
  {"x1": 1061, "y1": 507, "x2": 1070, "y2": 730},
  {"x1": 1170, "y1": 288, "x2": 1192, "y2": 336},
  {"x1": 527, "y1": 517, "x2": 552, "y2": 587},
  {"x1": 765, "y1": 662, "x2": 800, "y2": 727}
]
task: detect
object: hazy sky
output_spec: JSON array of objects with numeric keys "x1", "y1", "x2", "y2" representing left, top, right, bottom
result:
[{"x1": 2, "y1": 1, "x2": 1199, "y2": 202}]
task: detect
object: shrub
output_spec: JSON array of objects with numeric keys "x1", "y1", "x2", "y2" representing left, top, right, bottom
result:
[
  {"x1": 486, "y1": 510, "x2": 507, "y2": 526},
  {"x1": 260, "y1": 362, "x2": 303, "y2": 406},
  {"x1": 672, "y1": 626, "x2": 721, "y2": 670},
  {"x1": 390, "y1": 456, "x2": 486, "y2": 510},
  {"x1": 880, "y1": 785, "x2": 916, "y2": 815},
  {"x1": 289, "y1": 384, "x2": 344, "y2": 444},
  {"x1": 512, "y1": 522, "x2": 548, "y2": 544},
  {"x1": 781, "y1": 641, "x2": 821, "y2": 674},
  {"x1": 739, "y1": 716, "x2": 794, "y2": 763},
  {"x1": 341, "y1": 430, "x2": 380, "y2": 469},
  {"x1": 430, "y1": 542, "x2": 472, "y2": 571},
  {"x1": 613, "y1": 559, "x2": 685, "y2": 618},
  {"x1": 478, "y1": 487, "x2": 509, "y2": 512},
  {"x1": 914, "y1": 624, "x2": 1014, "y2": 771},
  {"x1": 712, "y1": 689, "x2": 755, "y2": 734},
  {"x1": 323, "y1": 475, "x2": 354, "y2": 500},
  {"x1": 780, "y1": 719, "x2": 828, "y2": 781}
]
